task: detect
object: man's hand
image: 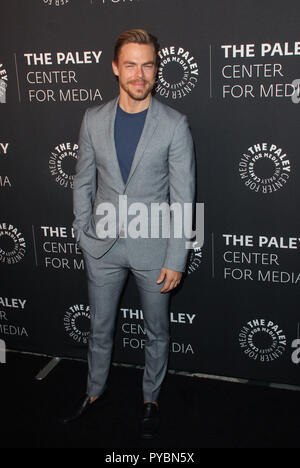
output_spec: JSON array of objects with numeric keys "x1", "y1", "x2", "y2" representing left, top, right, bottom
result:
[{"x1": 156, "y1": 267, "x2": 182, "y2": 293}]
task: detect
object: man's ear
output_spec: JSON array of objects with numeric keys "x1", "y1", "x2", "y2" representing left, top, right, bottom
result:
[{"x1": 112, "y1": 60, "x2": 119, "y2": 77}]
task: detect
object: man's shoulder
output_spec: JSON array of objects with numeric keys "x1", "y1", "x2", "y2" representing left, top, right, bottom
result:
[
  {"x1": 83, "y1": 96, "x2": 186, "y2": 126},
  {"x1": 153, "y1": 97, "x2": 186, "y2": 124},
  {"x1": 85, "y1": 97, "x2": 116, "y2": 120}
]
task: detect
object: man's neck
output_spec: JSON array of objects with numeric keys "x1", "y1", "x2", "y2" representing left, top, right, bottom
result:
[{"x1": 118, "y1": 92, "x2": 151, "y2": 114}]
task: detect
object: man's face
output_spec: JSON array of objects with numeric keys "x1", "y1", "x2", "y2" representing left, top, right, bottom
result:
[{"x1": 112, "y1": 43, "x2": 157, "y2": 102}]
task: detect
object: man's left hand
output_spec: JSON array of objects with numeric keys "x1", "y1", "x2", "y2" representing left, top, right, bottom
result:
[{"x1": 156, "y1": 268, "x2": 182, "y2": 293}]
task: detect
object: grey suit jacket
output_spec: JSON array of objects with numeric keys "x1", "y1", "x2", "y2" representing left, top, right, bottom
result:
[{"x1": 73, "y1": 96, "x2": 195, "y2": 272}]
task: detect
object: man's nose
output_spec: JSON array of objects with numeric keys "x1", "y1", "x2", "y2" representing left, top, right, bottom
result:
[{"x1": 135, "y1": 66, "x2": 144, "y2": 78}]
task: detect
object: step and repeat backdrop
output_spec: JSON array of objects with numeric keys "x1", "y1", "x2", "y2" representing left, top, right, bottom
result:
[{"x1": 1, "y1": 0, "x2": 300, "y2": 385}]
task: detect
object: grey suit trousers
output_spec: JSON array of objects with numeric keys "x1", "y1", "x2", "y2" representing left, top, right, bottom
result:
[{"x1": 82, "y1": 235, "x2": 171, "y2": 402}]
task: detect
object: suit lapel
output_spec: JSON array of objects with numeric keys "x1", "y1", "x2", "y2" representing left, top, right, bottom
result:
[
  {"x1": 105, "y1": 96, "x2": 126, "y2": 192},
  {"x1": 105, "y1": 96, "x2": 159, "y2": 193},
  {"x1": 125, "y1": 97, "x2": 159, "y2": 190}
]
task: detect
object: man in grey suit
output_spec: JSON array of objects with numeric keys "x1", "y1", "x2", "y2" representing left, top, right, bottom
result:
[{"x1": 63, "y1": 29, "x2": 195, "y2": 438}]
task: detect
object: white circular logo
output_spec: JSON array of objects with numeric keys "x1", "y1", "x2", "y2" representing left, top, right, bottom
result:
[
  {"x1": 156, "y1": 46, "x2": 199, "y2": 100},
  {"x1": 187, "y1": 241, "x2": 202, "y2": 275},
  {"x1": 239, "y1": 142, "x2": 291, "y2": 194},
  {"x1": 0, "y1": 63, "x2": 8, "y2": 104},
  {"x1": 0, "y1": 223, "x2": 26, "y2": 265},
  {"x1": 43, "y1": 0, "x2": 70, "y2": 6},
  {"x1": 49, "y1": 142, "x2": 78, "y2": 188},
  {"x1": 239, "y1": 319, "x2": 286, "y2": 363},
  {"x1": 64, "y1": 304, "x2": 90, "y2": 344}
]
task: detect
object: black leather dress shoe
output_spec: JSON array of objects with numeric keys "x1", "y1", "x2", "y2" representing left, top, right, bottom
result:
[
  {"x1": 60, "y1": 392, "x2": 107, "y2": 424},
  {"x1": 141, "y1": 403, "x2": 159, "y2": 439}
]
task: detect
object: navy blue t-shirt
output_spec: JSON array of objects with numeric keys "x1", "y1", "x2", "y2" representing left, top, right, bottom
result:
[{"x1": 114, "y1": 104, "x2": 148, "y2": 184}]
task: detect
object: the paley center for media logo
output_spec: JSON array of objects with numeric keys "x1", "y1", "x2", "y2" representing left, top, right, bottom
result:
[
  {"x1": 64, "y1": 304, "x2": 90, "y2": 345},
  {"x1": 239, "y1": 142, "x2": 291, "y2": 194},
  {"x1": 43, "y1": 0, "x2": 70, "y2": 6},
  {"x1": 49, "y1": 142, "x2": 78, "y2": 188},
  {"x1": 0, "y1": 223, "x2": 26, "y2": 264},
  {"x1": 239, "y1": 319, "x2": 286, "y2": 363},
  {"x1": 156, "y1": 46, "x2": 199, "y2": 100}
]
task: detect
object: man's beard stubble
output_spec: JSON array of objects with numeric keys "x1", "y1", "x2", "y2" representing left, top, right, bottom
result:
[{"x1": 121, "y1": 78, "x2": 156, "y2": 101}]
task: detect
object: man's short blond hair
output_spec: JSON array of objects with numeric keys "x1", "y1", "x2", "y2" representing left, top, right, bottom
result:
[{"x1": 114, "y1": 29, "x2": 160, "y2": 66}]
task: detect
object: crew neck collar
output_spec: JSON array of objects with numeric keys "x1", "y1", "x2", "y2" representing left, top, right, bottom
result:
[{"x1": 117, "y1": 103, "x2": 149, "y2": 116}]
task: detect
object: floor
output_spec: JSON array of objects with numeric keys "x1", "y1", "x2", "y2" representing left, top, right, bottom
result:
[{"x1": 0, "y1": 352, "x2": 299, "y2": 449}]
